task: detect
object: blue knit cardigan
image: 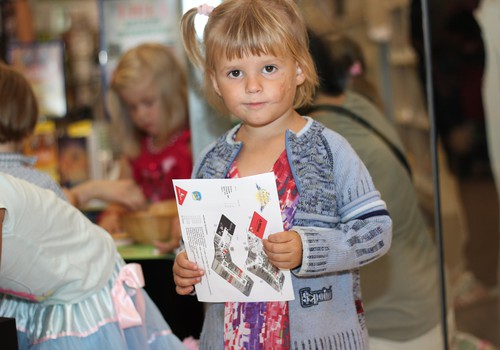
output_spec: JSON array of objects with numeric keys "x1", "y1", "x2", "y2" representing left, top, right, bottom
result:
[{"x1": 192, "y1": 117, "x2": 392, "y2": 350}]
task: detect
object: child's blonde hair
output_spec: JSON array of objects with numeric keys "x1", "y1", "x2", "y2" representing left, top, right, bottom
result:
[
  {"x1": 181, "y1": 0, "x2": 318, "y2": 114},
  {"x1": 107, "y1": 43, "x2": 188, "y2": 158},
  {"x1": 0, "y1": 63, "x2": 38, "y2": 143}
]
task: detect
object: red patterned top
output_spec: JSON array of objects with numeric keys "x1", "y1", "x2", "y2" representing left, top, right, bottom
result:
[
  {"x1": 224, "y1": 149, "x2": 299, "y2": 349},
  {"x1": 129, "y1": 130, "x2": 192, "y2": 202}
]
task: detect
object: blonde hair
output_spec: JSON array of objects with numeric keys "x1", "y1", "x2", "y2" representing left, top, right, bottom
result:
[
  {"x1": 0, "y1": 62, "x2": 38, "y2": 143},
  {"x1": 107, "y1": 43, "x2": 189, "y2": 158},
  {"x1": 181, "y1": 0, "x2": 318, "y2": 114}
]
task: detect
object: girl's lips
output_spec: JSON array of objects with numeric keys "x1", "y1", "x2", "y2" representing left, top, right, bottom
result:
[
  {"x1": 141, "y1": 124, "x2": 156, "y2": 135},
  {"x1": 245, "y1": 101, "x2": 266, "y2": 109}
]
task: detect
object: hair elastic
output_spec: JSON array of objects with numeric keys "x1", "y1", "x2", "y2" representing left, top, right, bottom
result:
[
  {"x1": 197, "y1": 3, "x2": 214, "y2": 16},
  {"x1": 349, "y1": 61, "x2": 363, "y2": 77}
]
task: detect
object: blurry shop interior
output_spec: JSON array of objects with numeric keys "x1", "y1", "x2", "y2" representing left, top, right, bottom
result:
[{"x1": 0, "y1": 0, "x2": 498, "y2": 348}]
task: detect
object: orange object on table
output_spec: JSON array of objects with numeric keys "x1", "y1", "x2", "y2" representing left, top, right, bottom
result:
[{"x1": 120, "y1": 200, "x2": 178, "y2": 245}]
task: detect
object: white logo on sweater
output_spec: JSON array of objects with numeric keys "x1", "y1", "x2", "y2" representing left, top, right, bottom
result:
[{"x1": 299, "y1": 286, "x2": 332, "y2": 308}]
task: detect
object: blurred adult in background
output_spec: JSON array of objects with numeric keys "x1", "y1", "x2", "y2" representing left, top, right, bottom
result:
[
  {"x1": 410, "y1": 0, "x2": 498, "y2": 310},
  {"x1": 411, "y1": 0, "x2": 488, "y2": 178},
  {"x1": 474, "y1": 0, "x2": 500, "y2": 317},
  {"x1": 306, "y1": 30, "x2": 497, "y2": 350}
]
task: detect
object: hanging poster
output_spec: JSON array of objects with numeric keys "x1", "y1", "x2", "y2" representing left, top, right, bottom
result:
[
  {"x1": 99, "y1": 0, "x2": 181, "y2": 87},
  {"x1": 7, "y1": 41, "x2": 66, "y2": 118}
]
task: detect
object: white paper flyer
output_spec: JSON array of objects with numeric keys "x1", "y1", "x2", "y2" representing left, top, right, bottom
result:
[{"x1": 173, "y1": 172, "x2": 295, "y2": 302}]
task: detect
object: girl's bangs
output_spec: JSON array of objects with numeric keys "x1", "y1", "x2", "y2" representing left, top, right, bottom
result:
[{"x1": 210, "y1": 26, "x2": 287, "y2": 62}]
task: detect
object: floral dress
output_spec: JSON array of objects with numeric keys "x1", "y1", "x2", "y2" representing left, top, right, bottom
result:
[{"x1": 224, "y1": 150, "x2": 299, "y2": 349}]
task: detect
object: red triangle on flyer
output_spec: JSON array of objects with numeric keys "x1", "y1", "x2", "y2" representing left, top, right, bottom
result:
[{"x1": 175, "y1": 186, "x2": 188, "y2": 205}]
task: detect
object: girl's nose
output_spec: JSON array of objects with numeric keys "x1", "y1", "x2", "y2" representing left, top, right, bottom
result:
[
  {"x1": 136, "y1": 105, "x2": 148, "y2": 119},
  {"x1": 245, "y1": 75, "x2": 262, "y2": 93}
]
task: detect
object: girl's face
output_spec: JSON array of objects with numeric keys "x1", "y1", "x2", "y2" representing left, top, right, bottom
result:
[
  {"x1": 210, "y1": 53, "x2": 305, "y2": 128},
  {"x1": 119, "y1": 77, "x2": 163, "y2": 137}
]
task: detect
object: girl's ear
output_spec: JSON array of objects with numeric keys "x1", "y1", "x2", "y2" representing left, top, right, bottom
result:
[
  {"x1": 295, "y1": 64, "x2": 306, "y2": 86},
  {"x1": 210, "y1": 72, "x2": 222, "y2": 96}
]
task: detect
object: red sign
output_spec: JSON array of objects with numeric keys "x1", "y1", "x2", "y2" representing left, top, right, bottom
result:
[
  {"x1": 248, "y1": 211, "x2": 267, "y2": 239},
  {"x1": 175, "y1": 186, "x2": 187, "y2": 205}
]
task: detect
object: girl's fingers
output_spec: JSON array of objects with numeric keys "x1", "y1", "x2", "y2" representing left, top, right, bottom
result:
[
  {"x1": 173, "y1": 273, "x2": 201, "y2": 287},
  {"x1": 176, "y1": 285, "x2": 196, "y2": 296}
]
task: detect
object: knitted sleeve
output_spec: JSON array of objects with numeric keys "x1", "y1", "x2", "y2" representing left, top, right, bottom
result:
[{"x1": 292, "y1": 129, "x2": 392, "y2": 276}]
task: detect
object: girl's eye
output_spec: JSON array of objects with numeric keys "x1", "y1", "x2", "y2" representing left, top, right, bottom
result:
[
  {"x1": 227, "y1": 70, "x2": 242, "y2": 78},
  {"x1": 143, "y1": 99, "x2": 155, "y2": 108},
  {"x1": 263, "y1": 65, "x2": 277, "y2": 74},
  {"x1": 125, "y1": 104, "x2": 137, "y2": 113}
]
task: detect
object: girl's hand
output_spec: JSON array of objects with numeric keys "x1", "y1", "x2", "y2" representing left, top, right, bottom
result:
[
  {"x1": 172, "y1": 251, "x2": 204, "y2": 295},
  {"x1": 262, "y1": 230, "x2": 303, "y2": 270},
  {"x1": 153, "y1": 216, "x2": 182, "y2": 254},
  {"x1": 98, "y1": 210, "x2": 123, "y2": 234}
]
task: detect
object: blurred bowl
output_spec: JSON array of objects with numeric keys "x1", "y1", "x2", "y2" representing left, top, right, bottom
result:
[{"x1": 120, "y1": 200, "x2": 178, "y2": 245}]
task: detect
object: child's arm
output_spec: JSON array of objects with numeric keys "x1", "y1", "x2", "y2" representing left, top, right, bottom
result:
[
  {"x1": 290, "y1": 132, "x2": 392, "y2": 276},
  {"x1": 65, "y1": 179, "x2": 147, "y2": 210},
  {"x1": 291, "y1": 214, "x2": 391, "y2": 276},
  {"x1": 172, "y1": 251, "x2": 204, "y2": 295}
]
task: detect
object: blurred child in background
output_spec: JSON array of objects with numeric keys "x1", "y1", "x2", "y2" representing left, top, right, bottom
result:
[{"x1": 99, "y1": 43, "x2": 192, "y2": 254}]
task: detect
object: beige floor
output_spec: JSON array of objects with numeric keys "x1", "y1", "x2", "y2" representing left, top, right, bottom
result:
[
  {"x1": 451, "y1": 174, "x2": 499, "y2": 347},
  {"x1": 455, "y1": 295, "x2": 499, "y2": 347}
]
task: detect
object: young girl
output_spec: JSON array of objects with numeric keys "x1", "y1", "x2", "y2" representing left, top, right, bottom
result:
[
  {"x1": 173, "y1": 1, "x2": 393, "y2": 349},
  {"x1": 0, "y1": 63, "x2": 186, "y2": 350},
  {"x1": 99, "y1": 43, "x2": 192, "y2": 253}
]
